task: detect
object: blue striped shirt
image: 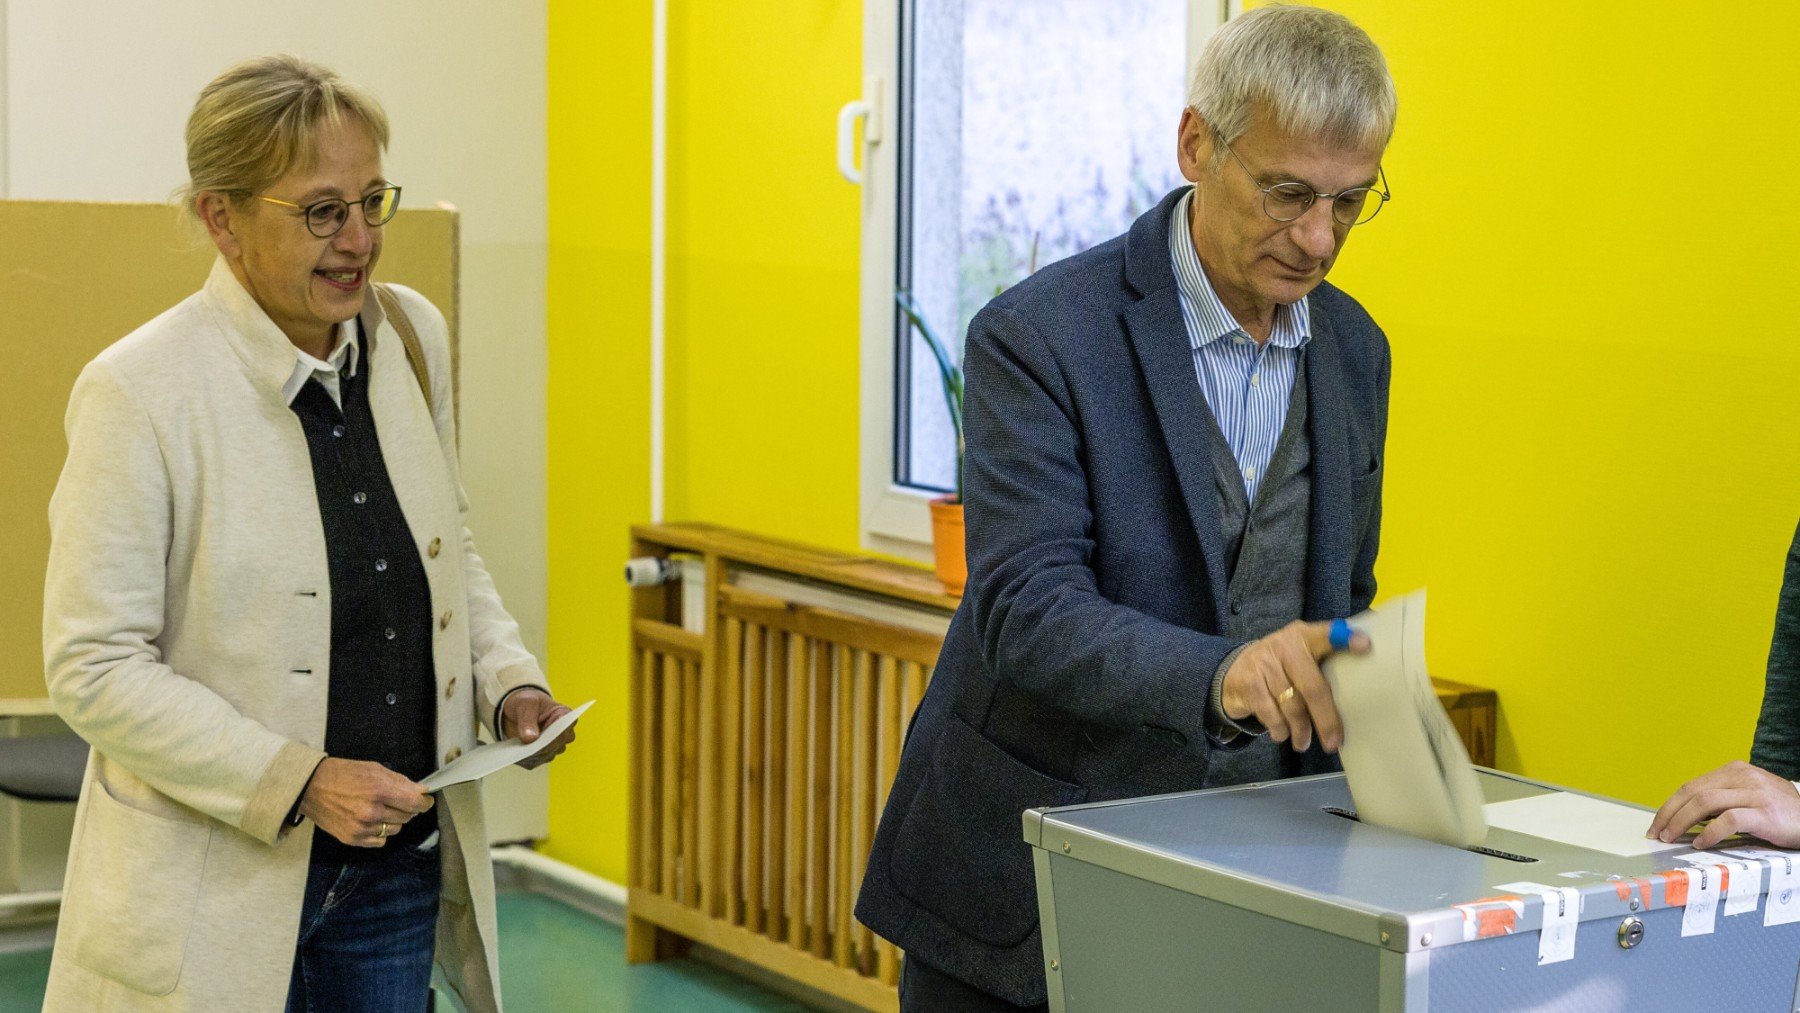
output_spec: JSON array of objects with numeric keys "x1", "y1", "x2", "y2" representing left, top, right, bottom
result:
[{"x1": 1168, "y1": 191, "x2": 1311, "y2": 503}]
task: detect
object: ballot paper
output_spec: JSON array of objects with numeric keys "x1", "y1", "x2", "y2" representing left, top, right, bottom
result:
[
  {"x1": 1321, "y1": 590, "x2": 1486, "y2": 848},
  {"x1": 421, "y1": 700, "x2": 593, "y2": 792},
  {"x1": 1484, "y1": 791, "x2": 1687, "y2": 857}
]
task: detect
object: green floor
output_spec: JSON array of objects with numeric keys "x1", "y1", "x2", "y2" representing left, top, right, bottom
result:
[{"x1": 0, "y1": 892, "x2": 818, "y2": 1011}]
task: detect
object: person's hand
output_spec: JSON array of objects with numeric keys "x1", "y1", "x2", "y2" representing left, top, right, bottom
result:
[
  {"x1": 502, "y1": 688, "x2": 578, "y2": 770},
  {"x1": 1648, "y1": 760, "x2": 1800, "y2": 850},
  {"x1": 298, "y1": 757, "x2": 434, "y2": 847},
  {"x1": 1219, "y1": 619, "x2": 1371, "y2": 753}
]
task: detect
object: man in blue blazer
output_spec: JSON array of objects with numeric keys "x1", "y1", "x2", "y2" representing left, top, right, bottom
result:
[{"x1": 855, "y1": 7, "x2": 1400, "y2": 1010}]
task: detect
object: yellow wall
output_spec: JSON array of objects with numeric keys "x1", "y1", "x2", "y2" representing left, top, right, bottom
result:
[
  {"x1": 1303, "y1": 0, "x2": 1800, "y2": 804},
  {"x1": 546, "y1": 1, "x2": 860, "y2": 881},
  {"x1": 545, "y1": 0, "x2": 653, "y2": 879},
  {"x1": 665, "y1": 1, "x2": 864, "y2": 544},
  {"x1": 548, "y1": 1, "x2": 1800, "y2": 881}
]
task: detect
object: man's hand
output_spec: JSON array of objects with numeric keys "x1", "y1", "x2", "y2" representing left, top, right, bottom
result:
[
  {"x1": 1648, "y1": 760, "x2": 1800, "y2": 850},
  {"x1": 1219, "y1": 619, "x2": 1370, "y2": 753},
  {"x1": 298, "y1": 757, "x2": 434, "y2": 847},
  {"x1": 502, "y1": 688, "x2": 578, "y2": 770}
]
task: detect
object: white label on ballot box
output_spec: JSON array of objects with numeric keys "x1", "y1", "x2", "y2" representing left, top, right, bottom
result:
[
  {"x1": 1495, "y1": 882, "x2": 1579, "y2": 964},
  {"x1": 1679, "y1": 867, "x2": 1720, "y2": 936},
  {"x1": 1725, "y1": 859, "x2": 1762, "y2": 916},
  {"x1": 1681, "y1": 855, "x2": 1764, "y2": 917},
  {"x1": 1723, "y1": 848, "x2": 1800, "y2": 926}
]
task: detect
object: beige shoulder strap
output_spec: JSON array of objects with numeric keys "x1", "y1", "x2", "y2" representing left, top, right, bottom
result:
[{"x1": 372, "y1": 282, "x2": 434, "y2": 417}]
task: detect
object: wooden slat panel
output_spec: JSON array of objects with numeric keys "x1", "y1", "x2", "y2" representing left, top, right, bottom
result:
[
  {"x1": 681, "y1": 658, "x2": 701, "y2": 906},
  {"x1": 785, "y1": 633, "x2": 808, "y2": 948},
  {"x1": 875, "y1": 653, "x2": 902, "y2": 986},
  {"x1": 853, "y1": 648, "x2": 878, "y2": 976},
  {"x1": 743, "y1": 622, "x2": 767, "y2": 934},
  {"x1": 634, "y1": 648, "x2": 656, "y2": 892},
  {"x1": 696, "y1": 558, "x2": 725, "y2": 916},
  {"x1": 720, "y1": 585, "x2": 942, "y2": 668},
  {"x1": 808, "y1": 641, "x2": 833, "y2": 958},
  {"x1": 720, "y1": 616, "x2": 745, "y2": 923},
  {"x1": 660, "y1": 651, "x2": 681, "y2": 899},
  {"x1": 766, "y1": 629, "x2": 791, "y2": 940},
  {"x1": 901, "y1": 659, "x2": 927, "y2": 732},
  {"x1": 634, "y1": 617, "x2": 705, "y2": 658},
  {"x1": 833, "y1": 646, "x2": 856, "y2": 969}
]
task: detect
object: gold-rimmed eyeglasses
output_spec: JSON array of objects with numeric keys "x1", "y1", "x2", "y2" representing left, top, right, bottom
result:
[
  {"x1": 1221, "y1": 141, "x2": 1388, "y2": 227},
  {"x1": 258, "y1": 185, "x2": 402, "y2": 238}
]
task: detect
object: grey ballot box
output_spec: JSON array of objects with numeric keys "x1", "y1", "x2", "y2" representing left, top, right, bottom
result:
[{"x1": 1026, "y1": 770, "x2": 1800, "y2": 1012}]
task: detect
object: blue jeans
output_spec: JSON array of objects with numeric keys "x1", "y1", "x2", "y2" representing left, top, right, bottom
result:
[{"x1": 285, "y1": 844, "x2": 441, "y2": 1013}]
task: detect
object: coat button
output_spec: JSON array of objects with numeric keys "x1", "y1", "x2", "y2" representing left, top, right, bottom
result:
[
  {"x1": 440, "y1": 610, "x2": 452, "y2": 630},
  {"x1": 428, "y1": 537, "x2": 441, "y2": 559},
  {"x1": 445, "y1": 677, "x2": 456, "y2": 699},
  {"x1": 375, "y1": 558, "x2": 388, "y2": 573},
  {"x1": 444, "y1": 747, "x2": 462, "y2": 764}
]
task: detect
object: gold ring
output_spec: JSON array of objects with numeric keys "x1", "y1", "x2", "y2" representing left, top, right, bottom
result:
[
  {"x1": 378, "y1": 822, "x2": 391, "y2": 839},
  {"x1": 1278, "y1": 687, "x2": 1297, "y2": 704}
]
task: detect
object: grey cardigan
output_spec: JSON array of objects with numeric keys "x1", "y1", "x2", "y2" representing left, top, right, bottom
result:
[{"x1": 853, "y1": 187, "x2": 1392, "y2": 1005}]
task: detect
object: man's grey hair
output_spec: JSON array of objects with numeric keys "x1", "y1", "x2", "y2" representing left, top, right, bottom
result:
[{"x1": 1188, "y1": 4, "x2": 1396, "y2": 169}]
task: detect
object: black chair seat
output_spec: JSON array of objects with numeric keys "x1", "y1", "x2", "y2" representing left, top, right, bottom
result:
[{"x1": 0, "y1": 732, "x2": 88, "y2": 802}]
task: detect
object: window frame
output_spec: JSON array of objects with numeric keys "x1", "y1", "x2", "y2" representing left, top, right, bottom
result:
[{"x1": 857, "y1": 0, "x2": 1234, "y2": 558}]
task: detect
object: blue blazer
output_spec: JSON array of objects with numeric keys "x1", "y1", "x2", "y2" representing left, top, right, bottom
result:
[{"x1": 854, "y1": 187, "x2": 1392, "y2": 1006}]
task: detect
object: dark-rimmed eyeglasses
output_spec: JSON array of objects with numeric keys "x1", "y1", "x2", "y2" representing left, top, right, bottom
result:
[
  {"x1": 258, "y1": 185, "x2": 402, "y2": 238},
  {"x1": 1222, "y1": 141, "x2": 1388, "y2": 227}
]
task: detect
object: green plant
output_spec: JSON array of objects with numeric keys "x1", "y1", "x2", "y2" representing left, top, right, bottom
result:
[{"x1": 895, "y1": 290, "x2": 964, "y2": 503}]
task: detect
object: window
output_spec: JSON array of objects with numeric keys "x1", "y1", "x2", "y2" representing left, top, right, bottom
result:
[{"x1": 858, "y1": 0, "x2": 1227, "y2": 553}]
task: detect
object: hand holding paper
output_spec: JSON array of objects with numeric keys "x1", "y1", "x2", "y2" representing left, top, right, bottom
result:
[
  {"x1": 422, "y1": 699, "x2": 593, "y2": 792},
  {"x1": 1321, "y1": 590, "x2": 1487, "y2": 848},
  {"x1": 1219, "y1": 618, "x2": 1371, "y2": 753},
  {"x1": 502, "y1": 687, "x2": 581, "y2": 771}
]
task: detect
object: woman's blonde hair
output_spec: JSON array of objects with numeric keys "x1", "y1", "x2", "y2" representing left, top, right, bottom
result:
[{"x1": 180, "y1": 54, "x2": 389, "y2": 214}]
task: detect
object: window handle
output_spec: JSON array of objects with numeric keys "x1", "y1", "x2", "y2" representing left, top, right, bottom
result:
[{"x1": 836, "y1": 76, "x2": 882, "y2": 185}]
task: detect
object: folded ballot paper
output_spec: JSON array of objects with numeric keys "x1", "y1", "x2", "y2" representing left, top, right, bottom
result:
[
  {"x1": 421, "y1": 700, "x2": 593, "y2": 792},
  {"x1": 1321, "y1": 591, "x2": 1487, "y2": 848}
]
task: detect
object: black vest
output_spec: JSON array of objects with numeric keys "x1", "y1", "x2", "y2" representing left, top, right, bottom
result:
[{"x1": 289, "y1": 325, "x2": 438, "y2": 862}]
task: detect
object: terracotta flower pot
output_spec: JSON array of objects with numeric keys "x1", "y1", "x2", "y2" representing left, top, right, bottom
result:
[{"x1": 928, "y1": 495, "x2": 966, "y2": 596}]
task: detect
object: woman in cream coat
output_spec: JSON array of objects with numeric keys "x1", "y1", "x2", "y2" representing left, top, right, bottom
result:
[{"x1": 41, "y1": 56, "x2": 574, "y2": 1011}]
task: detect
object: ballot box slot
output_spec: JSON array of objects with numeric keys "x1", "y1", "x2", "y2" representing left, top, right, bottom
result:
[{"x1": 1319, "y1": 806, "x2": 1539, "y2": 863}]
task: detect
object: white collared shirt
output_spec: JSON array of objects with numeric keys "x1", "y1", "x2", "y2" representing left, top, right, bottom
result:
[
  {"x1": 278, "y1": 319, "x2": 361, "y2": 409},
  {"x1": 1168, "y1": 190, "x2": 1311, "y2": 503}
]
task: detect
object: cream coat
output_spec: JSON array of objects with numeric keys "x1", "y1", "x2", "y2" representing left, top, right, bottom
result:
[{"x1": 41, "y1": 259, "x2": 545, "y2": 1011}]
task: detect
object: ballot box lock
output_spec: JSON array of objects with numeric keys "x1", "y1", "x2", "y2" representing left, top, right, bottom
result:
[{"x1": 1617, "y1": 916, "x2": 1644, "y2": 950}]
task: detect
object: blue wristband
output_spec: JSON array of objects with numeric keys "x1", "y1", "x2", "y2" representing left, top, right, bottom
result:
[{"x1": 1329, "y1": 618, "x2": 1354, "y2": 651}]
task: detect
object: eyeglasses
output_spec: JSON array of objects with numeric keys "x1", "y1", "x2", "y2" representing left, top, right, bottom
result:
[
  {"x1": 1221, "y1": 141, "x2": 1388, "y2": 227},
  {"x1": 258, "y1": 185, "x2": 402, "y2": 238}
]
